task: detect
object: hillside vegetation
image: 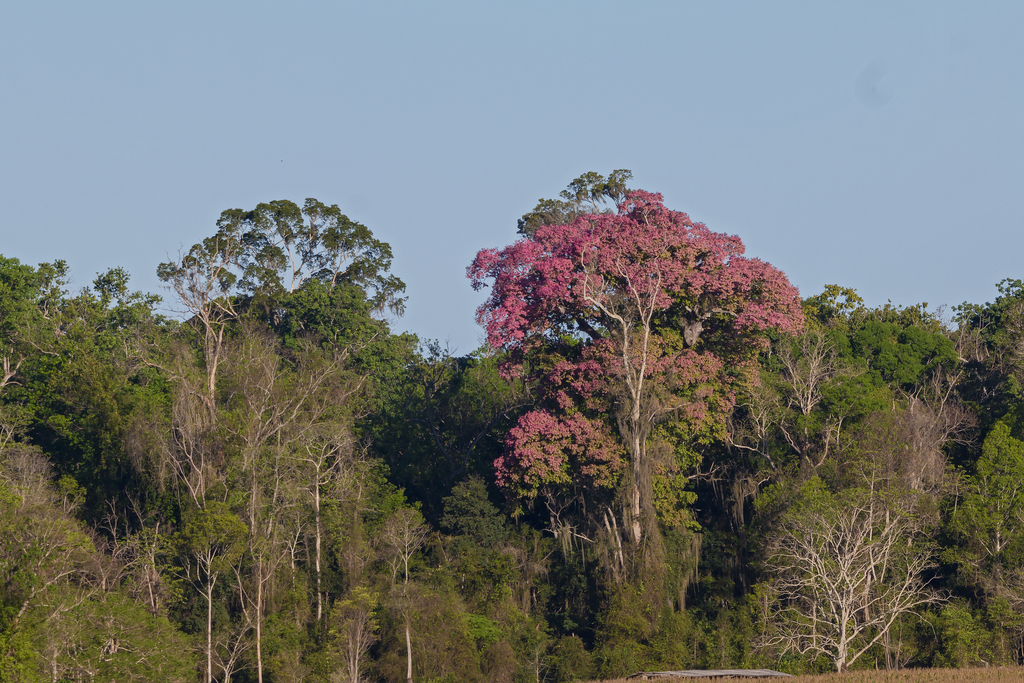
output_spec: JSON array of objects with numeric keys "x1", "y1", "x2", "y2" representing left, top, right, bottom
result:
[{"x1": 3, "y1": 173, "x2": 1024, "y2": 681}]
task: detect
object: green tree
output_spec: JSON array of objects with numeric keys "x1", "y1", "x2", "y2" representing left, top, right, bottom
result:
[
  {"x1": 517, "y1": 170, "x2": 634, "y2": 237},
  {"x1": 954, "y1": 278, "x2": 1024, "y2": 425},
  {"x1": 177, "y1": 502, "x2": 247, "y2": 683},
  {"x1": 0, "y1": 444, "x2": 195, "y2": 682},
  {"x1": 163, "y1": 198, "x2": 406, "y2": 323},
  {"x1": 947, "y1": 422, "x2": 1024, "y2": 613},
  {"x1": 376, "y1": 344, "x2": 526, "y2": 518},
  {"x1": 0, "y1": 259, "x2": 166, "y2": 522},
  {"x1": 0, "y1": 255, "x2": 43, "y2": 394},
  {"x1": 441, "y1": 476, "x2": 509, "y2": 548}
]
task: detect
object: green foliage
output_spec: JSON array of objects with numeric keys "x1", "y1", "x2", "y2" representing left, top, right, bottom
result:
[
  {"x1": 374, "y1": 585, "x2": 484, "y2": 683},
  {"x1": 442, "y1": 476, "x2": 509, "y2": 546},
  {"x1": 932, "y1": 602, "x2": 998, "y2": 668},
  {"x1": 177, "y1": 503, "x2": 247, "y2": 575},
  {"x1": 954, "y1": 278, "x2": 1024, "y2": 423},
  {"x1": 466, "y1": 613, "x2": 502, "y2": 647},
  {"x1": 0, "y1": 259, "x2": 168, "y2": 521},
  {"x1": 546, "y1": 634, "x2": 594, "y2": 682},
  {"x1": 0, "y1": 255, "x2": 43, "y2": 339},
  {"x1": 517, "y1": 170, "x2": 633, "y2": 237},
  {"x1": 592, "y1": 585, "x2": 657, "y2": 676},
  {"x1": 644, "y1": 609, "x2": 700, "y2": 670},
  {"x1": 820, "y1": 365, "x2": 890, "y2": 421},
  {"x1": 0, "y1": 457, "x2": 195, "y2": 682},
  {"x1": 851, "y1": 319, "x2": 956, "y2": 388},
  {"x1": 7, "y1": 232, "x2": 1024, "y2": 676},
  {"x1": 801, "y1": 284, "x2": 864, "y2": 329},
  {"x1": 371, "y1": 343, "x2": 524, "y2": 521},
  {"x1": 946, "y1": 421, "x2": 1024, "y2": 592}
]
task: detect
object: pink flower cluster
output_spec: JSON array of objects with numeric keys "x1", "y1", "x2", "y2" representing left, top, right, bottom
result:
[
  {"x1": 495, "y1": 410, "x2": 624, "y2": 499},
  {"x1": 468, "y1": 192, "x2": 801, "y2": 353}
]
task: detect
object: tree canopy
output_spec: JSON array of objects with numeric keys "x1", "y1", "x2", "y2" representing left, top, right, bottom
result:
[{"x1": 470, "y1": 187, "x2": 802, "y2": 557}]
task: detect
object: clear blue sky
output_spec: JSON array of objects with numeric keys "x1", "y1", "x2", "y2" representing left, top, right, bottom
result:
[{"x1": 2, "y1": 1, "x2": 1022, "y2": 353}]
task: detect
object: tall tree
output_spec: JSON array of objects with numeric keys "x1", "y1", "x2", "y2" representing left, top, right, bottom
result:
[
  {"x1": 210, "y1": 197, "x2": 406, "y2": 317},
  {"x1": 469, "y1": 186, "x2": 802, "y2": 551}
]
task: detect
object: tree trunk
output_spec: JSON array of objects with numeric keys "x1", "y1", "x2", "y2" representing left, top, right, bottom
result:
[
  {"x1": 206, "y1": 577, "x2": 215, "y2": 683},
  {"x1": 314, "y1": 481, "x2": 323, "y2": 624},
  {"x1": 256, "y1": 573, "x2": 264, "y2": 683},
  {"x1": 627, "y1": 478, "x2": 642, "y2": 544},
  {"x1": 405, "y1": 620, "x2": 413, "y2": 683},
  {"x1": 623, "y1": 424, "x2": 646, "y2": 546}
]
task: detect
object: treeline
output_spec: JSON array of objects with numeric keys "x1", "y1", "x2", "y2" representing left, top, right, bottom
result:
[{"x1": 1, "y1": 177, "x2": 1023, "y2": 682}]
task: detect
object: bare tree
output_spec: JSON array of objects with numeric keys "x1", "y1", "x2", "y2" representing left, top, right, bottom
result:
[
  {"x1": 216, "y1": 326, "x2": 359, "y2": 681},
  {"x1": 293, "y1": 428, "x2": 357, "y2": 626},
  {"x1": 157, "y1": 237, "x2": 242, "y2": 421},
  {"x1": 728, "y1": 373, "x2": 784, "y2": 469},
  {"x1": 762, "y1": 485, "x2": 943, "y2": 672},
  {"x1": 779, "y1": 329, "x2": 839, "y2": 417},
  {"x1": 116, "y1": 522, "x2": 166, "y2": 618},
  {"x1": 897, "y1": 365, "x2": 976, "y2": 492},
  {"x1": 219, "y1": 325, "x2": 357, "y2": 475},
  {"x1": 842, "y1": 396, "x2": 972, "y2": 499},
  {"x1": 234, "y1": 533, "x2": 290, "y2": 683},
  {"x1": 379, "y1": 508, "x2": 429, "y2": 586},
  {"x1": 166, "y1": 374, "x2": 218, "y2": 508},
  {"x1": 213, "y1": 615, "x2": 253, "y2": 683},
  {"x1": 775, "y1": 330, "x2": 856, "y2": 469},
  {"x1": 0, "y1": 404, "x2": 31, "y2": 456}
]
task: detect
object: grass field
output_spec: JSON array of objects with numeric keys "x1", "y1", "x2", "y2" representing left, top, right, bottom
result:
[{"x1": 584, "y1": 667, "x2": 1024, "y2": 683}]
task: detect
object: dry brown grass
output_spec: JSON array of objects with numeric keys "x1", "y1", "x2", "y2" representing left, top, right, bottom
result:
[{"x1": 584, "y1": 667, "x2": 1024, "y2": 683}]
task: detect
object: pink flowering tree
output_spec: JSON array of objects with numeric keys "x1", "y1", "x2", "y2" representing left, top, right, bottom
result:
[{"x1": 469, "y1": 190, "x2": 803, "y2": 546}]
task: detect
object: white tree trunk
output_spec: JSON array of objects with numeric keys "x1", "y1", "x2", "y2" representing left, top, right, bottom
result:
[{"x1": 405, "y1": 620, "x2": 413, "y2": 683}]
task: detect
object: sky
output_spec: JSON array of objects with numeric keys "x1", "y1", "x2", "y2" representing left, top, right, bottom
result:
[{"x1": 2, "y1": 1, "x2": 1022, "y2": 354}]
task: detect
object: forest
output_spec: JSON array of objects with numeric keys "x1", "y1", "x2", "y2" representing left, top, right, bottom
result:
[{"x1": 1, "y1": 171, "x2": 1023, "y2": 683}]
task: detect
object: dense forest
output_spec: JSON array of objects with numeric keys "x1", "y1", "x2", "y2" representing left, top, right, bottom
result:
[{"x1": 2, "y1": 172, "x2": 1024, "y2": 682}]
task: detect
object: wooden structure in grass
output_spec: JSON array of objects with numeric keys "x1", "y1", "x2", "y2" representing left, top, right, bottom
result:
[{"x1": 626, "y1": 671, "x2": 792, "y2": 680}]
